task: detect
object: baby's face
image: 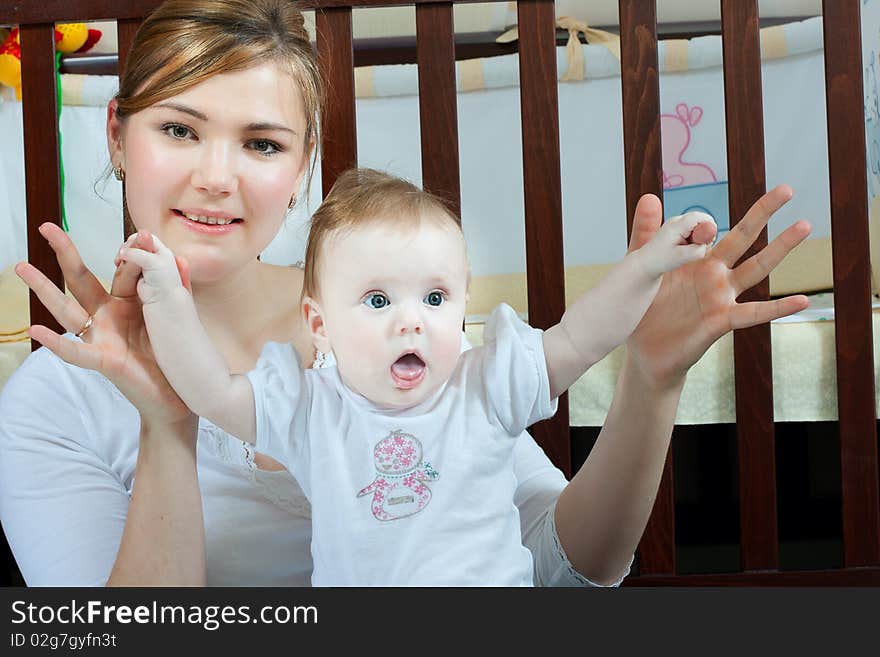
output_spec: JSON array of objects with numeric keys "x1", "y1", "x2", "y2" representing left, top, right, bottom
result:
[{"x1": 311, "y1": 217, "x2": 468, "y2": 409}]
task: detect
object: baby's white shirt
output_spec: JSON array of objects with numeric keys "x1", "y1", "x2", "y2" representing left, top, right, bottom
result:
[{"x1": 247, "y1": 303, "x2": 557, "y2": 586}]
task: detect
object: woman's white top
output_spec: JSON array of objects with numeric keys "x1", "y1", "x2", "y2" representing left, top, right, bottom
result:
[{"x1": 0, "y1": 337, "x2": 627, "y2": 586}]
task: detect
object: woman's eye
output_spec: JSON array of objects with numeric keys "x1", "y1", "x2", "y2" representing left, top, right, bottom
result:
[
  {"x1": 164, "y1": 124, "x2": 193, "y2": 140},
  {"x1": 424, "y1": 291, "x2": 445, "y2": 307},
  {"x1": 363, "y1": 293, "x2": 389, "y2": 309},
  {"x1": 249, "y1": 139, "x2": 281, "y2": 155}
]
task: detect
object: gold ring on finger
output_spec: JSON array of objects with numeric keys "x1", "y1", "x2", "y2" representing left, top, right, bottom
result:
[{"x1": 75, "y1": 315, "x2": 94, "y2": 338}]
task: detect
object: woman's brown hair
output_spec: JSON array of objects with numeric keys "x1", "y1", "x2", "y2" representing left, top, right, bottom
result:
[{"x1": 114, "y1": 0, "x2": 322, "y2": 231}]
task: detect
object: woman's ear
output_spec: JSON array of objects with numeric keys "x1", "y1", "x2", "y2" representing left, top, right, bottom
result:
[
  {"x1": 303, "y1": 295, "x2": 331, "y2": 354},
  {"x1": 106, "y1": 99, "x2": 124, "y2": 169}
]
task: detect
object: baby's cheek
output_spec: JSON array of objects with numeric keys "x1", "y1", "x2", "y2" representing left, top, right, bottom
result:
[{"x1": 434, "y1": 332, "x2": 464, "y2": 374}]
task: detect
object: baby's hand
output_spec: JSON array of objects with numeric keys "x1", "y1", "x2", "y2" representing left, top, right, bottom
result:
[
  {"x1": 117, "y1": 232, "x2": 188, "y2": 306},
  {"x1": 110, "y1": 232, "x2": 191, "y2": 300},
  {"x1": 634, "y1": 211, "x2": 716, "y2": 278}
]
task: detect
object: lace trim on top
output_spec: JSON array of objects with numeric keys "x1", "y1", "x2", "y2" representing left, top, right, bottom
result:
[
  {"x1": 200, "y1": 422, "x2": 311, "y2": 518},
  {"x1": 546, "y1": 500, "x2": 632, "y2": 587}
]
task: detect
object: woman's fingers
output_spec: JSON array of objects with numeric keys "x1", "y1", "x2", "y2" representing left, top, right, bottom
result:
[
  {"x1": 38, "y1": 223, "x2": 107, "y2": 314},
  {"x1": 690, "y1": 219, "x2": 717, "y2": 246},
  {"x1": 730, "y1": 294, "x2": 810, "y2": 330},
  {"x1": 627, "y1": 193, "x2": 663, "y2": 253},
  {"x1": 28, "y1": 325, "x2": 105, "y2": 371},
  {"x1": 111, "y1": 234, "x2": 144, "y2": 298},
  {"x1": 731, "y1": 220, "x2": 812, "y2": 295},
  {"x1": 110, "y1": 258, "x2": 143, "y2": 299},
  {"x1": 711, "y1": 185, "x2": 794, "y2": 268},
  {"x1": 111, "y1": 232, "x2": 155, "y2": 297},
  {"x1": 15, "y1": 261, "x2": 91, "y2": 335}
]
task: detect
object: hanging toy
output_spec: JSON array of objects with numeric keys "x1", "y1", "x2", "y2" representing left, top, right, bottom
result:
[
  {"x1": 0, "y1": 28, "x2": 22, "y2": 99},
  {"x1": 0, "y1": 23, "x2": 101, "y2": 231},
  {"x1": 0, "y1": 23, "x2": 103, "y2": 100}
]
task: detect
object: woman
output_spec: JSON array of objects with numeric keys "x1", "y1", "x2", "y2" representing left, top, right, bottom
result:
[{"x1": 0, "y1": 0, "x2": 811, "y2": 586}]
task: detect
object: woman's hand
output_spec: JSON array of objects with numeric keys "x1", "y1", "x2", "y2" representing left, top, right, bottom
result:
[
  {"x1": 16, "y1": 223, "x2": 193, "y2": 426},
  {"x1": 626, "y1": 185, "x2": 812, "y2": 389}
]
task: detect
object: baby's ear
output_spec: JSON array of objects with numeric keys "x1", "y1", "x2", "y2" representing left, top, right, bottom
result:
[{"x1": 302, "y1": 296, "x2": 331, "y2": 354}]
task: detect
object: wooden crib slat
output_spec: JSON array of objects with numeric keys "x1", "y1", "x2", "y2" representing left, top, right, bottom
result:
[
  {"x1": 516, "y1": 0, "x2": 569, "y2": 477},
  {"x1": 618, "y1": 1, "x2": 664, "y2": 234},
  {"x1": 316, "y1": 8, "x2": 358, "y2": 196},
  {"x1": 0, "y1": 1, "x2": 161, "y2": 24},
  {"x1": 822, "y1": 0, "x2": 880, "y2": 567},
  {"x1": 720, "y1": 0, "x2": 778, "y2": 572},
  {"x1": 416, "y1": 2, "x2": 461, "y2": 217},
  {"x1": 20, "y1": 23, "x2": 64, "y2": 348},
  {"x1": 618, "y1": 0, "x2": 675, "y2": 576},
  {"x1": 116, "y1": 18, "x2": 141, "y2": 83},
  {"x1": 1, "y1": 1, "x2": 503, "y2": 24}
]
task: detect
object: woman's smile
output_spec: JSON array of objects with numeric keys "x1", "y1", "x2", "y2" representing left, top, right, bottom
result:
[{"x1": 172, "y1": 208, "x2": 243, "y2": 235}]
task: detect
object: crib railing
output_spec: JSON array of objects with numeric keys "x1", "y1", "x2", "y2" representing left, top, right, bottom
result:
[
  {"x1": 4, "y1": 0, "x2": 879, "y2": 584},
  {"x1": 617, "y1": 0, "x2": 880, "y2": 585}
]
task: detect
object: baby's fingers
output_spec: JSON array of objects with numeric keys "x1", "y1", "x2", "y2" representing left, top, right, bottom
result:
[
  {"x1": 120, "y1": 238, "x2": 183, "y2": 292},
  {"x1": 662, "y1": 211, "x2": 716, "y2": 244},
  {"x1": 673, "y1": 242, "x2": 711, "y2": 266},
  {"x1": 116, "y1": 231, "x2": 170, "y2": 265},
  {"x1": 117, "y1": 245, "x2": 159, "y2": 271}
]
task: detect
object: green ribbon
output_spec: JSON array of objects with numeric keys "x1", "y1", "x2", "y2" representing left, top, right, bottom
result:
[{"x1": 54, "y1": 51, "x2": 68, "y2": 231}]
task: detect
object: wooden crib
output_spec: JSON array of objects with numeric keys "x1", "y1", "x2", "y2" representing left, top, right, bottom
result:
[{"x1": 3, "y1": 0, "x2": 879, "y2": 585}]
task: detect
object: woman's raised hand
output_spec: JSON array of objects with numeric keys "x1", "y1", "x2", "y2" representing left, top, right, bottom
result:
[
  {"x1": 625, "y1": 185, "x2": 812, "y2": 388},
  {"x1": 16, "y1": 223, "x2": 193, "y2": 425}
]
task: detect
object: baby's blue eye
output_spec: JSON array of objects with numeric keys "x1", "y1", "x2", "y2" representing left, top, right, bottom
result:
[
  {"x1": 364, "y1": 293, "x2": 389, "y2": 309},
  {"x1": 424, "y1": 291, "x2": 444, "y2": 307}
]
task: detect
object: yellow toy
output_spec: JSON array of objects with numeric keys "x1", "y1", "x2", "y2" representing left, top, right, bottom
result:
[{"x1": 0, "y1": 23, "x2": 102, "y2": 100}]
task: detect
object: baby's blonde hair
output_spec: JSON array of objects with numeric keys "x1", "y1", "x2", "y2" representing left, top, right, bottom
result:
[{"x1": 302, "y1": 168, "x2": 462, "y2": 299}]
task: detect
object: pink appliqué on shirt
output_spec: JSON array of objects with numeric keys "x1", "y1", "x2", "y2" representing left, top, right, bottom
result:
[{"x1": 356, "y1": 429, "x2": 439, "y2": 521}]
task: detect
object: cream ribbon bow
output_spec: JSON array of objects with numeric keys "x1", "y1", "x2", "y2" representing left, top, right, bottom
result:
[{"x1": 496, "y1": 16, "x2": 621, "y2": 82}]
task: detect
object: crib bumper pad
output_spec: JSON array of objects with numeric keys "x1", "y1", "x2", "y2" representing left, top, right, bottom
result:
[{"x1": 464, "y1": 291, "x2": 880, "y2": 426}]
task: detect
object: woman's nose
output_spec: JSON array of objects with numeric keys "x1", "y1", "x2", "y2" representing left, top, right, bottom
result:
[{"x1": 191, "y1": 143, "x2": 238, "y2": 195}]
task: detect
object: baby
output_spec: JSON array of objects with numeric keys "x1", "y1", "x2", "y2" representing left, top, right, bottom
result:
[{"x1": 123, "y1": 168, "x2": 714, "y2": 585}]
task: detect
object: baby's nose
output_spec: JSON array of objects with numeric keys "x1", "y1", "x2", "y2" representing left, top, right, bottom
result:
[
  {"x1": 396, "y1": 308, "x2": 424, "y2": 335},
  {"x1": 399, "y1": 322, "x2": 423, "y2": 335}
]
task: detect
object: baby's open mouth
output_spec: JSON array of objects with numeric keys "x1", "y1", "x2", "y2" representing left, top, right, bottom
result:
[{"x1": 390, "y1": 352, "x2": 426, "y2": 390}]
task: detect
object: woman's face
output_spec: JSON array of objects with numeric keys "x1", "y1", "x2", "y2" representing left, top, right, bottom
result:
[{"x1": 108, "y1": 63, "x2": 311, "y2": 283}]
